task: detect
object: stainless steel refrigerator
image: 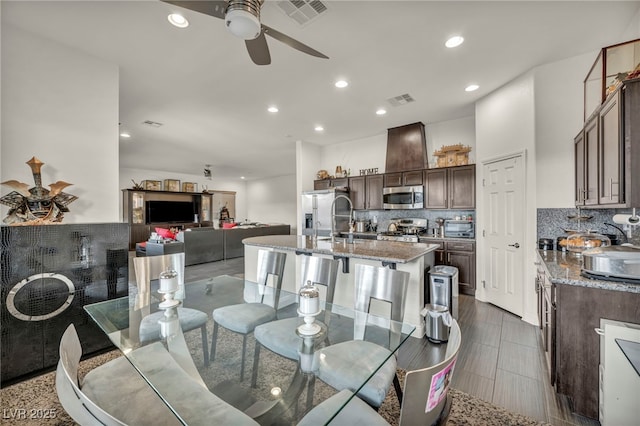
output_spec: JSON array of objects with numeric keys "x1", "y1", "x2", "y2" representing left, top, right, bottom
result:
[{"x1": 301, "y1": 188, "x2": 351, "y2": 237}]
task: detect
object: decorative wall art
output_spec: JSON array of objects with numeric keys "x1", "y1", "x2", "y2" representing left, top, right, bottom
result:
[
  {"x1": 142, "y1": 180, "x2": 162, "y2": 191},
  {"x1": 182, "y1": 182, "x2": 197, "y2": 193},
  {"x1": 164, "y1": 179, "x2": 180, "y2": 192},
  {"x1": 0, "y1": 157, "x2": 78, "y2": 225}
]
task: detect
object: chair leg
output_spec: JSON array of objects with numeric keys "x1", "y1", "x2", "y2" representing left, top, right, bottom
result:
[
  {"x1": 393, "y1": 373, "x2": 403, "y2": 406},
  {"x1": 305, "y1": 374, "x2": 316, "y2": 412},
  {"x1": 240, "y1": 335, "x2": 248, "y2": 382},
  {"x1": 210, "y1": 322, "x2": 219, "y2": 363},
  {"x1": 200, "y1": 324, "x2": 210, "y2": 367},
  {"x1": 251, "y1": 342, "x2": 261, "y2": 388}
]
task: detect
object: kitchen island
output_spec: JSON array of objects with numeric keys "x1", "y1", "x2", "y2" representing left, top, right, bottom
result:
[
  {"x1": 243, "y1": 235, "x2": 438, "y2": 337},
  {"x1": 537, "y1": 249, "x2": 640, "y2": 420}
]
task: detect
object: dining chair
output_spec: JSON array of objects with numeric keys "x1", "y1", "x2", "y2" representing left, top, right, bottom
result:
[
  {"x1": 133, "y1": 253, "x2": 210, "y2": 366},
  {"x1": 311, "y1": 263, "x2": 409, "y2": 409},
  {"x1": 55, "y1": 323, "x2": 181, "y2": 425},
  {"x1": 298, "y1": 320, "x2": 462, "y2": 426},
  {"x1": 251, "y1": 255, "x2": 340, "y2": 387},
  {"x1": 210, "y1": 249, "x2": 287, "y2": 381},
  {"x1": 56, "y1": 324, "x2": 261, "y2": 426}
]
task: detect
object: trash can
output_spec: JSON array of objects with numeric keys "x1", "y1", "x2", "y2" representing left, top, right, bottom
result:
[
  {"x1": 421, "y1": 304, "x2": 452, "y2": 343},
  {"x1": 428, "y1": 265, "x2": 459, "y2": 318}
]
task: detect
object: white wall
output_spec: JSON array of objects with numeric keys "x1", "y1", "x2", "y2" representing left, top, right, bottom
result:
[
  {"x1": 1, "y1": 25, "x2": 119, "y2": 223},
  {"x1": 534, "y1": 51, "x2": 597, "y2": 208},
  {"x1": 621, "y1": 6, "x2": 640, "y2": 40},
  {"x1": 246, "y1": 175, "x2": 296, "y2": 232},
  {"x1": 475, "y1": 72, "x2": 538, "y2": 325},
  {"x1": 119, "y1": 167, "x2": 247, "y2": 222},
  {"x1": 425, "y1": 116, "x2": 476, "y2": 166}
]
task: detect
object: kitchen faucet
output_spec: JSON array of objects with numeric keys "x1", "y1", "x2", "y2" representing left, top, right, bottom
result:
[{"x1": 330, "y1": 194, "x2": 354, "y2": 243}]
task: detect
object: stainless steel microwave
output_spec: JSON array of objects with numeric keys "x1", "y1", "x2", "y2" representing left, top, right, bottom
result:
[
  {"x1": 444, "y1": 219, "x2": 475, "y2": 238},
  {"x1": 383, "y1": 185, "x2": 424, "y2": 209}
]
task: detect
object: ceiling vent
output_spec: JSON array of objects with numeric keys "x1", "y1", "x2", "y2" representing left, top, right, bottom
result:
[
  {"x1": 387, "y1": 94, "x2": 415, "y2": 107},
  {"x1": 142, "y1": 120, "x2": 163, "y2": 128},
  {"x1": 276, "y1": 0, "x2": 328, "y2": 26}
]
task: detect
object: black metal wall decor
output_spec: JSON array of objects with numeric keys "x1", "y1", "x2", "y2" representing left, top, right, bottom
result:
[{"x1": 0, "y1": 157, "x2": 78, "y2": 225}]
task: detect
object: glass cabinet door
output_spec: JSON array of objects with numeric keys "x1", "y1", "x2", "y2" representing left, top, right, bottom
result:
[
  {"x1": 201, "y1": 194, "x2": 212, "y2": 222},
  {"x1": 131, "y1": 192, "x2": 144, "y2": 224}
]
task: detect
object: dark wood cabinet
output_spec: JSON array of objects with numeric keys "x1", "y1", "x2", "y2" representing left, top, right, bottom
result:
[
  {"x1": 422, "y1": 238, "x2": 475, "y2": 295},
  {"x1": 555, "y1": 284, "x2": 640, "y2": 419},
  {"x1": 365, "y1": 174, "x2": 384, "y2": 210},
  {"x1": 383, "y1": 170, "x2": 424, "y2": 187},
  {"x1": 575, "y1": 79, "x2": 640, "y2": 208},
  {"x1": 385, "y1": 122, "x2": 427, "y2": 173},
  {"x1": 349, "y1": 174, "x2": 383, "y2": 210},
  {"x1": 314, "y1": 177, "x2": 349, "y2": 190},
  {"x1": 424, "y1": 165, "x2": 475, "y2": 209}
]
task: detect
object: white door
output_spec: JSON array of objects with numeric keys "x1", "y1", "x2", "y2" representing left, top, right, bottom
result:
[{"x1": 483, "y1": 155, "x2": 525, "y2": 316}]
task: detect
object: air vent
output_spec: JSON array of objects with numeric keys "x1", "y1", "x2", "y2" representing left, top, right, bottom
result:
[
  {"x1": 276, "y1": 0, "x2": 328, "y2": 26},
  {"x1": 387, "y1": 94, "x2": 415, "y2": 107},
  {"x1": 142, "y1": 120, "x2": 163, "y2": 128}
]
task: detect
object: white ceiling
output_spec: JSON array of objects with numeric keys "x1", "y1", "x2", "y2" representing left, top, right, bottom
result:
[{"x1": 4, "y1": 1, "x2": 639, "y2": 181}]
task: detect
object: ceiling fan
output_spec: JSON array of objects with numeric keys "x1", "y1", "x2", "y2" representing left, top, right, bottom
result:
[{"x1": 162, "y1": 0, "x2": 329, "y2": 65}]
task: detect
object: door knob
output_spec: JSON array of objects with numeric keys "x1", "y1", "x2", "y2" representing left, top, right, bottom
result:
[{"x1": 508, "y1": 243, "x2": 520, "y2": 248}]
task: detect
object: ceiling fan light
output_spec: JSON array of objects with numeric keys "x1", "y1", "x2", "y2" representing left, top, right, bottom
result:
[{"x1": 225, "y1": 9, "x2": 261, "y2": 40}]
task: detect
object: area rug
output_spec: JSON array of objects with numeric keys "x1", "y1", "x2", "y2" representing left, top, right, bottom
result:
[{"x1": 0, "y1": 336, "x2": 550, "y2": 426}]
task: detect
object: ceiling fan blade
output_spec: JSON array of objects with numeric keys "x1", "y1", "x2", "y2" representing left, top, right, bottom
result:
[
  {"x1": 245, "y1": 32, "x2": 271, "y2": 65},
  {"x1": 161, "y1": 1, "x2": 227, "y2": 19},
  {"x1": 262, "y1": 24, "x2": 328, "y2": 59}
]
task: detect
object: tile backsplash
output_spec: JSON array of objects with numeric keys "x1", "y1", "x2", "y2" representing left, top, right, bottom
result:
[
  {"x1": 354, "y1": 209, "x2": 474, "y2": 234},
  {"x1": 537, "y1": 208, "x2": 640, "y2": 245}
]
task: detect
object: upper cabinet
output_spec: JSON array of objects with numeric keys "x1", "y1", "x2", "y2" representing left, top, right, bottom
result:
[
  {"x1": 349, "y1": 174, "x2": 384, "y2": 210},
  {"x1": 575, "y1": 79, "x2": 640, "y2": 208},
  {"x1": 384, "y1": 170, "x2": 424, "y2": 187},
  {"x1": 425, "y1": 165, "x2": 476, "y2": 209},
  {"x1": 314, "y1": 177, "x2": 348, "y2": 190}
]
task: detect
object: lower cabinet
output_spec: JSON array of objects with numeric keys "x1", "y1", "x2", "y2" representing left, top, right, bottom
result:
[{"x1": 422, "y1": 239, "x2": 476, "y2": 295}]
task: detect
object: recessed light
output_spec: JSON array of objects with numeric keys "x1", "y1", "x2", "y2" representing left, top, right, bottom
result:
[
  {"x1": 267, "y1": 106, "x2": 278, "y2": 113},
  {"x1": 240, "y1": 176, "x2": 245, "y2": 180},
  {"x1": 120, "y1": 132, "x2": 131, "y2": 138},
  {"x1": 314, "y1": 126, "x2": 324, "y2": 132},
  {"x1": 445, "y1": 36, "x2": 464, "y2": 48},
  {"x1": 335, "y1": 80, "x2": 348, "y2": 88},
  {"x1": 168, "y1": 13, "x2": 189, "y2": 28},
  {"x1": 465, "y1": 84, "x2": 479, "y2": 92},
  {"x1": 376, "y1": 108, "x2": 387, "y2": 116}
]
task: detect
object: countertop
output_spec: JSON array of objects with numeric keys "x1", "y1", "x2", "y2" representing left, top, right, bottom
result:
[
  {"x1": 243, "y1": 235, "x2": 438, "y2": 264},
  {"x1": 537, "y1": 249, "x2": 640, "y2": 293}
]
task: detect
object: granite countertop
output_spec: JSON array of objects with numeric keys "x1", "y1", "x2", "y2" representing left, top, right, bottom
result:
[
  {"x1": 537, "y1": 249, "x2": 640, "y2": 293},
  {"x1": 243, "y1": 235, "x2": 438, "y2": 264}
]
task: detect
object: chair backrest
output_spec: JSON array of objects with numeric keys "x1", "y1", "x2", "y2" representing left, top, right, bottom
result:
[
  {"x1": 55, "y1": 324, "x2": 126, "y2": 426},
  {"x1": 399, "y1": 320, "x2": 462, "y2": 426},
  {"x1": 133, "y1": 253, "x2": 186, "y2": 308},
  {"x1": 353, "y1": 264, "x2": 409, "y2": 346},
  {"x1": 300, "y1": 255, "x2": 340, "y2": 325},
  {"x1": 252, "y1": 249, "x2": 287, "y2": 309}
]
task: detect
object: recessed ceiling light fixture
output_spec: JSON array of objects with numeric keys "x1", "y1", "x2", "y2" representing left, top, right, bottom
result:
[
  {"x1": 120, "y1": 132, "x2": 131, "y2": 138},
  {"x1": 465, "y1": 84, "x2": 479, "y2": 92},
  {"x1": 335, "y1": 80, "x2": 348, "y2": 88},
  {"x1": 267, "y1": 106, "x2": 279, "y2": 113},
  {"x1": 445, "y1": 36, "x2": 464, "y2": 48},
  {"x1": 314, "y1": 125, "x2": 324, "y2": 132},
  {"x1": 168, "y1": 13, "x2": 189, "y2": 28},
  {"x1": 376, "y1": 108, "x2": 387, "y2": 115},
  {"x1": 240, "y1": 176, "x2": 246, "y2": 180}
]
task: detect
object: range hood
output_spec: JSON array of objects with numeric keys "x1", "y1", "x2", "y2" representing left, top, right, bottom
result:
[{"x1": 385, "y1": 122, "x2": 427, "y2": 173}]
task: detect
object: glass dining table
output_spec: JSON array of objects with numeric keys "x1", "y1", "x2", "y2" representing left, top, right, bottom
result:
[{"x1": 84, "y1": 274, "x2": 415, "y2": 425}]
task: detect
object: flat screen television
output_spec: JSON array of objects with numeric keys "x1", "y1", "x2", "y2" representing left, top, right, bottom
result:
[{"x1": 146, "y1": 201, "x2": 195, "y2": 224}]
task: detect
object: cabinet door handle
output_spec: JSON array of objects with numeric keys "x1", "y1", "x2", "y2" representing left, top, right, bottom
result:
[{"x1": 447, "y1": 253, "x2": 451, "y2": 263}]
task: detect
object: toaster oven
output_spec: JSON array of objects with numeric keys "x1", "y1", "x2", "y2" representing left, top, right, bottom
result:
[{"x1": 444, "y1": 219, "x2": 475, "y2": 238}]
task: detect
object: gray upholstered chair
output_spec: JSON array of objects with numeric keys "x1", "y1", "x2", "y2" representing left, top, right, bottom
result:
[
  {"x1": 251, "y1": 255, "x2": 340, "y2": 387},
  {"x1": 299, "y1": 320, "x2": 462, "y2": 426},
  {"x1": 311, "y1": 263, "x2": 409, "y2": 409},
  {"x1": 133, "y1": 253, "x2": 210, "y2": 366},
  {"x1": 211, "y1": 249, "x2": 287, "y2": 381},
  {"x1": 56, "y1": 324, "x2": 259, "y2": 426}
]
